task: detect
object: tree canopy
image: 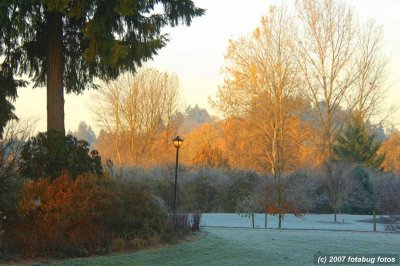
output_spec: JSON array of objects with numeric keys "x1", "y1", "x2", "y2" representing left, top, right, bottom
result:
[
  {"x1": 0, "y1": 0, "x2": 204, "y2": 136},
  {"x1": 333, "y1": 116, "x2": 385, "y2": 169}
]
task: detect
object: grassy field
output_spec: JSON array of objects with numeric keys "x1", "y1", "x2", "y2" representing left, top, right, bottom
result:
[
  {"x1": 201, "y1": 213, "x2": 387, "y2": 231},
  {"x1": 27, "y1": 225, "x2": 400, "y2": 266}
]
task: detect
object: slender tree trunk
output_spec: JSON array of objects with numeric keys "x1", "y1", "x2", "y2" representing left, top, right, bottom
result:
[
  {"x1": 251, "y1": 212, "x2": 255, "y2": 228},
  {"x1": 114, "y1": 95, "x2": 122, "y2": 164},
  {"x1": 334, "y1": 211, "x2": 337, "y2": 222},
  {"x1": 373, "y1": 209, "x2": 376, "y2": 232},
  {"x1": 46, "y1": 12, "x2": 65, "y2": 134},
  {"x1": 264, "y1": 213, "x2": 267, "y2": 228},
  {"x1": 278, "y1": 214, "x2": 282, "y2": 229}
]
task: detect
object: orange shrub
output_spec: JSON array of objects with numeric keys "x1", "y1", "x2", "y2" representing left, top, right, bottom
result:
[{"x1": 12, "y1": 172, "x2": 114, "y2": 257}]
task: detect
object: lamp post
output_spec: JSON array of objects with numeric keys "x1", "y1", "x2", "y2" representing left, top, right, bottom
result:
[{"x1": 172, "y1": 136, "x2": 183, "y2": 214}]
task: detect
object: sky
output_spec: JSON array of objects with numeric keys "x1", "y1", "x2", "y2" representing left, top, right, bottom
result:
[{"x1": 13, "y1": 0, "x2": 400, "y2": 134}]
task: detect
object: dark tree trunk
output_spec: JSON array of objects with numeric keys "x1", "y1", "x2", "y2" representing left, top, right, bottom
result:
[
  {"x1": 264, "y1": 213, "x2": 267, "y2": 228},
  {"x1": 46, "y1": 12, "x2": 65, "y2": 134},
  {"x1": 278, "y1": 214, "x2": 282, "y2": 229},
  {"x1": 251, "y1": 213, "x2": 255, "y2": 228},
  {"x1": 373, "y1": 209, "x2": 376, "y2": 232}
]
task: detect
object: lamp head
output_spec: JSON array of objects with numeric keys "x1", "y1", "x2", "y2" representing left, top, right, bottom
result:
[{"x1": 173, "y1": 136, "x2": 183, "y2": 148}]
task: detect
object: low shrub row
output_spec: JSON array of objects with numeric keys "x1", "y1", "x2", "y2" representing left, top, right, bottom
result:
[{"x1": 1, "y1": 173, "x2": 199, "y2": 260}]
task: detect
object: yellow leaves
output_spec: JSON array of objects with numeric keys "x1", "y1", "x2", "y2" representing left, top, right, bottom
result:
[
  {"x1": 180, "y1": 123, "x2": 224, "y2": 165},
  {"x1": 191, "y1": 142, "x2": 229, "y2": 169},
  {"x1": 253, "y1": 27, "x2": 261, "y2": 40},
  {"x1": 379, "y1": 131, "x2": 400, "y2": 173}
]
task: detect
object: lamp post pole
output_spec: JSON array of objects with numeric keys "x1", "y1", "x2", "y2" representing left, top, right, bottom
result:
[
  {"x1": 172, "y1": 136, "x2": 183, "y2": 215},
  {"x1": 173, "y1": 144, "x2": 179, "y2": 214}
]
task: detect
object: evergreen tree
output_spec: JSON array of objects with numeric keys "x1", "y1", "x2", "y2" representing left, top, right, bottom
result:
[
  {"x1": 333, "y1": 115, "x2": 384, "y2": 169},
  {"x1": 0, "y1": 0, "x2": 204, "y2": 136},
  {"x1": 74, "y1": 121, "x2": 96, "y2": 147},
  {"x1": 345, "y1": 165, "x2": 376, "y2": 214}
]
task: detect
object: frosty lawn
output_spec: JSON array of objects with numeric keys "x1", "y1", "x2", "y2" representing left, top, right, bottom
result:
[
  {"x1": 33, "y1": 214, "x2": 399, "y2": 266},
  {"x1": 201, "y1": 213, "x2": 387, "y2": 232}
]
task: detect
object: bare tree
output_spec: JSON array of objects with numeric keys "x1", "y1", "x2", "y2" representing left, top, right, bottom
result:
[
  {"x1": 91, "y1": 78, "x2": 123, "y2": 164},
  {"x1": 285, "y1": 172, "x2": 319, "y2": 214},
  {"x1": 352, "y1": 20, "x2": 388, "y2": 123},
  {"x1": 0, "y1": 118, "x2": 37, "y2": 232},
  {"x1": 295, "y1": 0, "x2": 360, "y2": 158},
  {"x1": 91, "y1": 68, "x2": 182, "y2": 165},
  {"x1": 320, "y1": 161, "x2": 353, "y2": 222},
  {"x1": 0, "y1": 118, "x2": 37, "y2": 180},
  {"x1": 295, "y1": 0, "x2": 390, "y2": 158},
  {"x1": 236, "y1": 191, "x2": 263, "y2": 228}
]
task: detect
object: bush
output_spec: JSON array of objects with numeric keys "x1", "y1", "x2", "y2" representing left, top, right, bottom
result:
[
  {"x1": 162, "y1": 213, "x2": 192, "y2": 243},
  {"x1": 1, "y1": 172, "x2": 184, "y2": 260},
  {"x1": 103, "y1": 181, "x2": 167, "y2": 240},
  {"x1": 191, "y1": 212, "x2": 202, "y2": 231},
  {"x1": 5, "y1": 173, "x2": 114, "y2": 258},
  {"x1": 384, "y1": 215, "x2": 400, "y2": 232},
  {"x1": 182, "y1": 168, "x2": 223, "y2": 213},
  {"x1": 19, "y1": 130, "x2": 102, "y2": 180}
]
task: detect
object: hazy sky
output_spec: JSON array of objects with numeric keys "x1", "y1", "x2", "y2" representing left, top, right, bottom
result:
[{"x1": 14, "y1": 0, "x2": 400, "y2": 134}]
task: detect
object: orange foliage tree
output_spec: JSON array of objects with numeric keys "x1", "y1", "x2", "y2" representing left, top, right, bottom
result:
[
  {"x1": 380, "y1": 131, "x2": 400, "y2": 173},
  {"x1": 179, "y1": 123, "x2": 227, "y2": 168},
  {"x1": 220, "y1": 118, "x2": 265, "y2": 172},
  {"x1": 212, "y1": 6, "x2": 314, "y2": 228}
]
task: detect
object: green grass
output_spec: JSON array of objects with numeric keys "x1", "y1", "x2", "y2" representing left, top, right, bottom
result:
[{"x1": 26, "y1": 227, "x2": 400, "y2": 266}]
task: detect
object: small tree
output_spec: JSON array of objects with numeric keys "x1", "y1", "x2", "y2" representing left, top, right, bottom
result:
[
  {"x1": 347, "y1": 165, "x2": 378, "y2": 231},
  {"x1": 20, "y1": 130, "x2": 102, "y2": 180},
  {"x1": 321, "y1": 161, "x2": 352, "y2": 222},
  {"x1": 345, "y1": 165, "x2": 375, "y2": 214},
  {"x1": 236, "y1": 192, "x2": 263, "y2": 228},
  {"x1": 285, "y1": 172, "x2": 318, "y2": 213},
  {"x1": 333, "y1": 115, "x2": 384, "y2": 169},
  {"x1": 264, "y1": 175, "x2": 303, "y2": 229},
  {"x1": 234, "y1": 172, "x2": 266, "y2": 228}
]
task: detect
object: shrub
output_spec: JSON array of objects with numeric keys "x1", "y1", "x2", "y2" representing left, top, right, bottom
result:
[
  {"x1": 111, "y1": 238, "x2": 126, "y2": 252},
  {"x1": 191, "y1": 212, "x2": 202, "y2": 231},
  {"x1": 19, "y1": 130, "x2": 102, "y2": 180},
  {"x1": 162, "y1": 213, "x2": 192, "y2": 243},
  {"x1": 103, "y1": 181, "x2": 167, "y2": 240},
  {"x1": 2, "y1": 172, "x2": 175, "y2": 259},
  {"x1": 5, "y1": 173, "x2": 114, "y2": 258},
  {"x1": 182, "y1": 169, "x2": 222, "y2": 212},
  {"x1": 384, "y1": 215, "x2": 400, "y2": 232}
]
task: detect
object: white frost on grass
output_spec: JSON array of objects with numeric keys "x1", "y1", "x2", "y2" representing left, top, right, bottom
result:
[
  {"x1": 59, "y1": 225, "x2": 400, "y2": 266},
  {"x1": 201, "y1": 213, "x2": 387, "y2": 232}
]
